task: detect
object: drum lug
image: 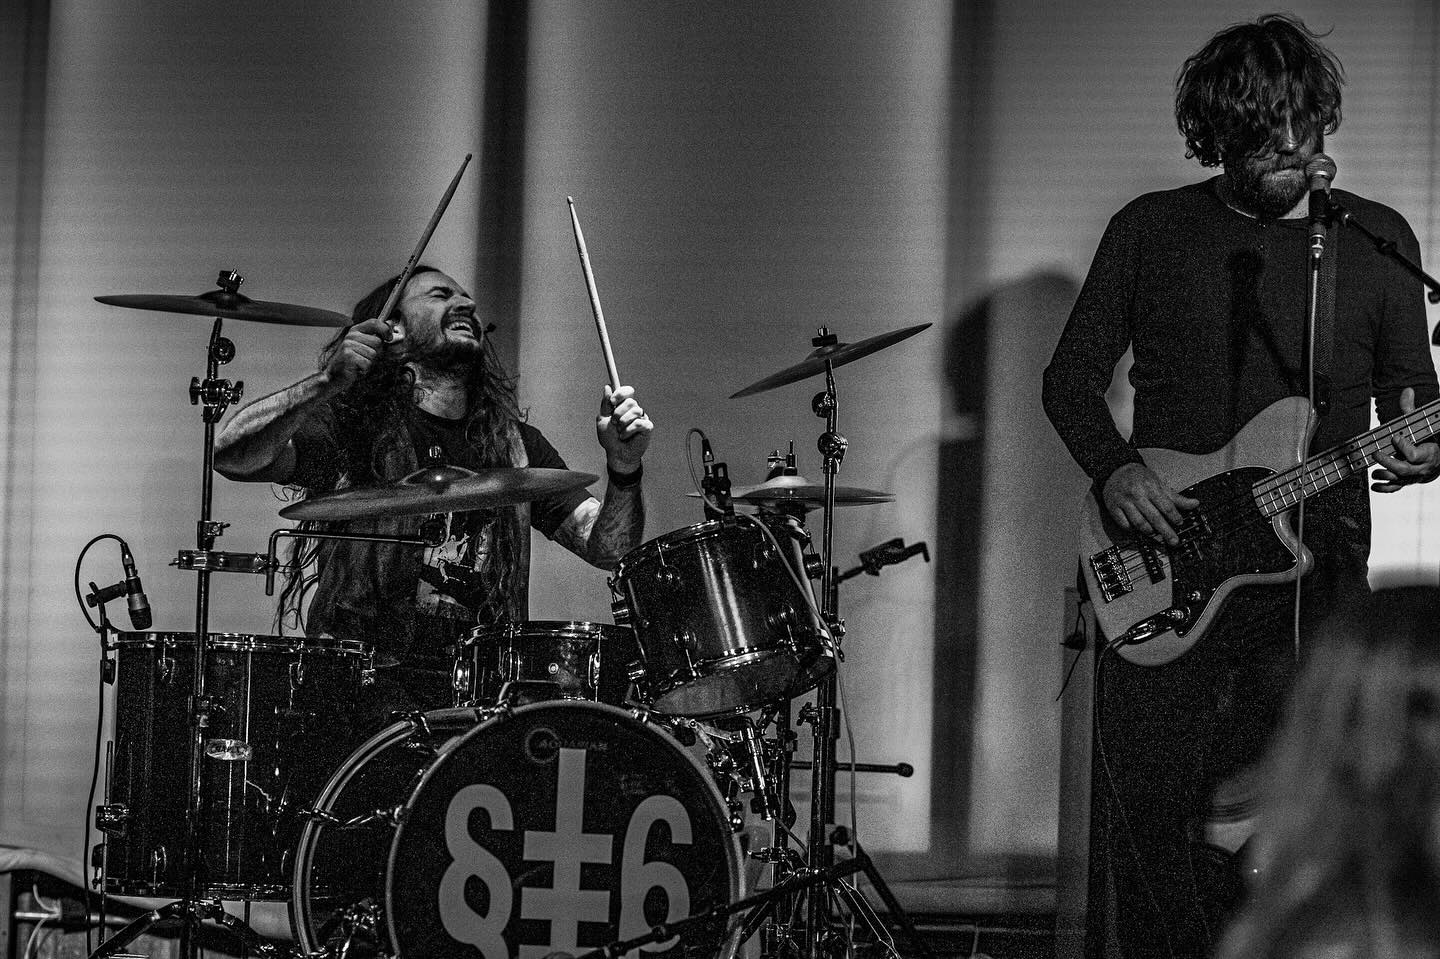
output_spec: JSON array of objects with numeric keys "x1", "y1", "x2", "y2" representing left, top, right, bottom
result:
[
  {"x1": 451, "y1": 659, "x2": 472, "y2": 705},
  {"x1": 726, "y1": 799, "x2": 746, "y2": 832},
  {"x1": 610, "y1": 594, "x2": 632, "y2": 625},
  {"x1": 767, "y1": 603, "x2": 797, "y2": 632},
  {"x1": 95, "y1": 803, "x2": 129, "y2": 836},
  {"x1": 289, "y1": 658, "x2": 306, "y2": 688}
]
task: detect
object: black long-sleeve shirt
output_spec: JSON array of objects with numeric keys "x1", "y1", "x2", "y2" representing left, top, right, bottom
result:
[{"x1": 1043, "y1": 177, "x2": 1438, "y2": 566}]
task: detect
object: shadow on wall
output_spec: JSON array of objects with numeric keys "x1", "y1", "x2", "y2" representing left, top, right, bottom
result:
[{"x1": 926, "y1": 268, "x2": 1082, "y2": 879}]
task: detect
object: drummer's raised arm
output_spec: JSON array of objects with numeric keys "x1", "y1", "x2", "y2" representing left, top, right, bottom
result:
[
  {"x1": 550, "y1": 383, "x2": 652, "y2": 568},
  {"x1": 215, "y1": 318, "x2": 389, "y2": 483},
  {"x1": 551, "y1": 473, "x2": 644, "y2": 571}
]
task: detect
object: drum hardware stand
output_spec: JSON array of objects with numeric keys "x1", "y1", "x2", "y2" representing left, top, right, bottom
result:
[
  {"x1": 577, "y1": 853, "x2": 869, "y2": 959},
  {"x1": 780, "y1": 330, "x2": 932, "y2": 959},
  {"x1": 87, "y1": 271, "x2": 266, "y2": 959}
]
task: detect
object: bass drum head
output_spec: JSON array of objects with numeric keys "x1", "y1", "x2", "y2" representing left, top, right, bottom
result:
[{"x1": 387, "y1": 700, "x2": 743, "y2": 959}]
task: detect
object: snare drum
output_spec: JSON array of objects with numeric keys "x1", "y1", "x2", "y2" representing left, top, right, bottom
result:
[
  {"x1": 102, "y1": 632, "x2": 370, "y2": 901},
  {"x1": 453, "y1": 620, "x2": 639, "y2": 707},
  {"x1": 611, "y1": 516, "x2": 833, "y2": 716},
  {"x1": 292, "y1": 701, "x2": 743, "y2": 959}
]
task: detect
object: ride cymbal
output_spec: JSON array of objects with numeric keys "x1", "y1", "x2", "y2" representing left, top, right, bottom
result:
[
  {"x1": 730, "y1": 323, "x2": 932, "y2": 398},
  {"x1": 280, "y1": 466, "x2": 597, "y2": 521},
  {"x1": 96, "y1": 288, "x2": 348, "y2": 327}
]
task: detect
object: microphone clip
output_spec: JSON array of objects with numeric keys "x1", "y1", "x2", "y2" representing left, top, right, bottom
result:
[{"x1": 702, "y1": 461, "x2": 734, "y2": 519}]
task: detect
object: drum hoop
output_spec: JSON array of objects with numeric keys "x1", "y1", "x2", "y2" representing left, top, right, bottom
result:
[
  {"x1": 290, "y1": 706, "x2": 488, "y2": 955},
  {"x1": 460, "y1": 620, "x2": 635, "y2": 646},
  {"x1": 613, "y1": 518, "x2": 734, "y2": 573},
  {"x1": 113, "y1": 631, "x2": 371, "y2": 658},
  {"x1": 383, "y1": 699, "x2": 745, "y2": 958}
]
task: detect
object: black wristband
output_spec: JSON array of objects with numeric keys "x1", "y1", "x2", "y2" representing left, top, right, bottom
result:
[{"x1": 607, "y1": 462, "x2": 643, "y2": 488}]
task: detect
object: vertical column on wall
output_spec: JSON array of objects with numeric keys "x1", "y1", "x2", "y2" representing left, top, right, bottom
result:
[
  {"x1": 930, "y1": 0, "x2": 994, "y2": 864},
  {"x1": 474, "y1": 0, "x2": 530, "y2": 382},
  {"x1": 0, "y1": 0, "x2": 49, "y2": 841}
]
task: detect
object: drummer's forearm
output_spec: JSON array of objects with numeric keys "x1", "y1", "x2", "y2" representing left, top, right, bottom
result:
[
  {"x1": 214, "y1": 372, "x2": 337, "y2": 481},
  {"x1": 557, "y1": 485, "x2": 644, "y2": 570}
]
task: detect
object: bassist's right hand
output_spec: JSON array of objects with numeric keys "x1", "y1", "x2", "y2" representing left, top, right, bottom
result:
[{"x1": 1102, "y1": 462, "x2": 1199, "y2": 547}]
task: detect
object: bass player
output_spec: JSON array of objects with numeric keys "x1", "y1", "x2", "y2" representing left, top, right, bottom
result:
[{"x1": 1041, "y1": 13, "x2": 1439, "y2": 958}]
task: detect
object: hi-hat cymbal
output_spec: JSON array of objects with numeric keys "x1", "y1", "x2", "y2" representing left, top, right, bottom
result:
[
  {"x1": 96, "y1": 289, "x2": 349, "y2": 327},
  {"x1": 730, "y1": 323, "x2": 932, "y2": 398},
  {"x1": 280, "y1": 466, "x2": 597, "y2": 521},
  {"x1": 689, "y1": 474, "x2": 894, "y2": 510}
]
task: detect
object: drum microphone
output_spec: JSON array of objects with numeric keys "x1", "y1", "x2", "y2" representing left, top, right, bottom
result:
[
  {"x1": 119, "y1": 541, "x2": 153, "y2": 630},
  {"x1": 1306, "y1": 153, "x2": 1337, "y2": 257},
  {"x1": 699, "y1": 434, "x2": 733, "y2": 518}
]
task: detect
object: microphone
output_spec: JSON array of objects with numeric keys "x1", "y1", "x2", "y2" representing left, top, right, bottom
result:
[
  {"x1": 119, "y1": 541, "x2": 152, "y2": 630},
  {"x1": 1306, "y1": 153, "x2": 1337, "y2": 256},
  {"x1": 701, "y1": 435, "x2": 715, "y2": 480}
]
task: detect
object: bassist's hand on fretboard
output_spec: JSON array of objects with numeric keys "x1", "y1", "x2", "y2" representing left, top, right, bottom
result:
[{"x1": 1372, "y1": 387, "x2": 1440, "y2": 492}]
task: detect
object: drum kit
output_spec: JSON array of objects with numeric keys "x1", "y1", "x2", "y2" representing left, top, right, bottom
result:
[{"x1": 80, "y1": 271, "x2": 933, "y2": 959}]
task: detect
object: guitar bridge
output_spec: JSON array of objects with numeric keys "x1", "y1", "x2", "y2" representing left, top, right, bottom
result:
[
  {"x1": 1089, "y1": 543, "x2": 1167, "y2": 602},
  {"x1": 1089, "y1": 546, "x2": 1131, "y2": 601}
]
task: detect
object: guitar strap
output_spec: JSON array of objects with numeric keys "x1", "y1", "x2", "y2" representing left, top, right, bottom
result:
[{"x1": 1312, "y1": 220, "x2": 1339, "y2": 416}]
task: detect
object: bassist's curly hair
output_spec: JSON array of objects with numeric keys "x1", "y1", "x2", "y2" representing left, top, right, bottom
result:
[{"x1": 1175, "y1": 13, "x2": 1344, "y2": 167}]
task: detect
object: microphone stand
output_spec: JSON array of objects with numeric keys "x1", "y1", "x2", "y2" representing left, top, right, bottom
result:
[{"x1": 1320, "y1": 195, "x2": 1440, "y2": 313}]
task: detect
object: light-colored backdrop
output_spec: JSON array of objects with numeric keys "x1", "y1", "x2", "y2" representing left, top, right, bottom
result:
[{"x1": 3, "y1": 0, "x2": 1439, "y2": 913}]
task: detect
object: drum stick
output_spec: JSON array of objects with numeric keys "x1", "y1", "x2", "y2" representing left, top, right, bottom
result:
[
  {"x1": 566, "y1": 196, "x2": 622, "y2": 390},
  {"x1": 376, "y1": 153, "x2": 473, "y2": 337}
]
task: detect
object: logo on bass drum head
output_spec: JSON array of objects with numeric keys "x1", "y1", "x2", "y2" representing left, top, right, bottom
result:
[{"x1": 523, "y1": 725, "x2": 559, "y2": 764}]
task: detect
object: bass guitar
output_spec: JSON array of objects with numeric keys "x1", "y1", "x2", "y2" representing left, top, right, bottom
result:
[{"x1": 1079, "y1": 394, "x2": 1440, "y2": 665}]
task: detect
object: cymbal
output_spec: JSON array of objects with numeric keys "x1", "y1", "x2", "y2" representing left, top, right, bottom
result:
[
  {"x1": 95, "y1": 289, "x2": 349, "y2": 327},
  {"x1": 730, "y1": 322, "x2": 932, "y2": 398},
  {"x1": 689, "y1": 474, "x2": 894, "y2": 509},
  {"x1": 279, "y1": 466, "x2": 597, "y2": 521}
]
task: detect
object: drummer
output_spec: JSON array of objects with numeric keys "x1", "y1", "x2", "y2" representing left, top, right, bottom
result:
[{"x1": 213, "y1": 265, "x2": 652, "y2": 729}]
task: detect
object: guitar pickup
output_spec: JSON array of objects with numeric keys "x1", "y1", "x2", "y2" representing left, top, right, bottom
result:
[
  {"x1": 1089, "y1": 547, "x2": 1132, "y2": 602},
  {"x1": 1136, "y1": 543, "x2": 1167, "y2": 584}
]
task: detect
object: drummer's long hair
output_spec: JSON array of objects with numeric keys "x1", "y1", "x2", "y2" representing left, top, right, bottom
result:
[
  {"x1": 276, "y1": 266, "x2": 526, "y2": 632},
  {"x1": 1175, "y1": 13, "x2": 1344, "y2": 167},
  {"x1": 327, "y1": 264, "x2": 523, "y2": 467},
  {"x1": 1215, "y1": 586, "x2": 1440, "y2": 959}
]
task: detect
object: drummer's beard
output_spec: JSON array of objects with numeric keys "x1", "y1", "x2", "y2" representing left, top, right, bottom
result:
[{"x1": 408, "y1": 334, "x2": 484, "y2": 375}]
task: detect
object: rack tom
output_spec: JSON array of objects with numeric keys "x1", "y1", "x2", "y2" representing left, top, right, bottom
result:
[{"x1": 610, "y1": 516, "x2": 833, "y2": 717}]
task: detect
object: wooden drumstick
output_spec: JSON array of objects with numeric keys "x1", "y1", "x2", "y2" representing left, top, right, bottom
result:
[
  {"x1": 377, "y1": 153, "x2": 473, "y2": 340},
  {"x1": 567, "y1": 196, "x2": 622, "y2": 390}
]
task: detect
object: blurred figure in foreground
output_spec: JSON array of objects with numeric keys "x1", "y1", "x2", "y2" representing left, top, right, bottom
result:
[{"x1": 1217, "y1": 585, "x2": 1440, "y2": 959}]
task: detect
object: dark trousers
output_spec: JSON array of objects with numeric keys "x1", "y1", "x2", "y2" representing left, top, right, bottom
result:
[{"x1": 1092, "y1": 569, "x2": 1364, "y2": 958}]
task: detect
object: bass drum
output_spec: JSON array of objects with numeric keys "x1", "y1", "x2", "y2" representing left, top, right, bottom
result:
[{"x1": 293, "y1": 701, "x2": 744, "y2": 959}]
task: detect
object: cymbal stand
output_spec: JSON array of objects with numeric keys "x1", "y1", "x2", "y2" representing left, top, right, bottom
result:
[
  {"x1": 90, "y1": 271, "x2": 262, "y2": 959},
  {"x1": 801, "y1": 336, "x2": 845, "y2": 958},
  {"x1": 797, "y1": 330, "x2": 934, "y2": 959}
]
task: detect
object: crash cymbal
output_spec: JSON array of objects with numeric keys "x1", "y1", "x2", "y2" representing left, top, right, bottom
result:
[
  {"x1": 689, "y1": 474, "x2": 893, "y2": 509},
  {"x1": 279, "y1": 466, "x2": 597, "y2": 521},
  {"x1": 95, "y1": 289, "x2": 348, "y2": 327},
  {"x1": 730, "y1": 323, "x2": 931, "y2": 398}
]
